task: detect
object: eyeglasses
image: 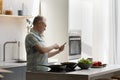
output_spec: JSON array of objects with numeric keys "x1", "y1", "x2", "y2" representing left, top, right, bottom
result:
[{"x1": 38, "y1": 21, "x2": 46, "y2": 26}]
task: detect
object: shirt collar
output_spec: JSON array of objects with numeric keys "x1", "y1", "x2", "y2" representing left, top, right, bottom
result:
[{"x1": 30, "y1": 28, "x2": 42, "y2": 37}]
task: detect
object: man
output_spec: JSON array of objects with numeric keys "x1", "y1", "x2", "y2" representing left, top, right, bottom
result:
[{"x1": 25, "y1": 15, "x2": 65, "y2": 72}]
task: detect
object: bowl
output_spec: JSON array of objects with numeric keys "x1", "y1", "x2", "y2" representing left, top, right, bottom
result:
[
  {"x1": 77, "y1": 62, "x2": 92, "y2": 69},
  {"x1": 61, "y1": 62, "x2": 77, "y2": 70}
]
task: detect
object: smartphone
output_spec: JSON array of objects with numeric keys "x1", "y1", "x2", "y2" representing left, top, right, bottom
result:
[{"x1": 62, "y1": 42, "x2": 66, "y2": 46}]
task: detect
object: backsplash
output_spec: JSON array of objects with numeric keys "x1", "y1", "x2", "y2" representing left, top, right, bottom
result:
[{"x1": 0, "y1": 17, "x2": 27, "y2": 61}]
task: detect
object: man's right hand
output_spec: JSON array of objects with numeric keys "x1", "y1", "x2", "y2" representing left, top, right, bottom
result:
[{"x1": 59, "y1": 42, "x2": 66, "y2": 52}]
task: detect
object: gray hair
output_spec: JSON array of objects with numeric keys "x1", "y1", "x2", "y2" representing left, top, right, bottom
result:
[{"x1": 33, "y1": 15, "x2": 44, "y2": 26}]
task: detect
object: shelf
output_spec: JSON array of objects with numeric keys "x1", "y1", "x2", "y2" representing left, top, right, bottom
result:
[{"x1": 0, "y1": 15, "x2": 33, "y2": 18}]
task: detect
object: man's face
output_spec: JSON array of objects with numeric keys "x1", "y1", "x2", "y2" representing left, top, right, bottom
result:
[{"x1": 37, "y1": 21, "x2": 47, "y2": 33}]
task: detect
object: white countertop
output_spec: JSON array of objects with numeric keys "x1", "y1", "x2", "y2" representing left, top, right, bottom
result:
[
  {"x1": 1, "y1": 61, "x2": 120, "y2": 79},
  {"x1": 0, "y1": 58, "x2": 57, "y2": 69},
  {"x1": 67, "y1": 65, "x2": 120, "y2": 77},
  {"x1": 0, "y1": 58, "x2": 58, "y2": 69},
  {"x1": 0, "y1": 61, "x2": 26, "y2": 68},
  {"x1": 38, "y1": 65, "x2": 120, "y2": 77},
  {"x1": 26, "y1": 65, "x2": 120, "y2": 80}
]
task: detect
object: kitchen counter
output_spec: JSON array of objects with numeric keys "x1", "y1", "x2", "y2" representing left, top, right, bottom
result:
[
  {"x1": 0, "y1": 61, "x2": 26, "y2": 68},
  {"x1": 0, "y1": 59, "x2": 57, "y2": 80},
  {"x1": 26, "y1": 65, "x2": 120, "y2": 80},
  {"x1": 0, "y1": 58, "x2": 57, "y2": 68},
  {"x1": 0, "y1": 61, "x2": 26, "y2": 80}
]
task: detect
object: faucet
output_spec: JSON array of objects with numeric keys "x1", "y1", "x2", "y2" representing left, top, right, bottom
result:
[{"x1": 3, "y1": 41, "x2": 18, "y2": 61}]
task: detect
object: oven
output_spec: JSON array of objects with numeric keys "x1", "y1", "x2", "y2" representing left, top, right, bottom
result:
[{"x1": 69, "y1": 36, "x2": 81, "y2": 60}]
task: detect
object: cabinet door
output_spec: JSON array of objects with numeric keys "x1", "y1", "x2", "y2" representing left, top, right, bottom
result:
[{"x1": 1, "y1": 66, "x2": 26, "y2": 80}]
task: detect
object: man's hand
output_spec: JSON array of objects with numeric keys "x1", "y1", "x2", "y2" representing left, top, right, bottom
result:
[
  {"x1": 53, "y1": 43, "x2": 60, "y2": 49},
  {"x1": 59, "y1": 42, "x2": 66, "y2": 52},
  {"x1": 48, "y1": 42, "x2": 66, "y2": 57}
]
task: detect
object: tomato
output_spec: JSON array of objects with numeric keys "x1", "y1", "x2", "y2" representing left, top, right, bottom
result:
[
  {"x1": 92, "y1": 61, "x2": 102, "y2": 66},
  {"x1": 98, "y1": 61, "x2": 102, "y2": 66},
  {"x1": 92, "y1": 62, "x2": 98, "y2": 66}
]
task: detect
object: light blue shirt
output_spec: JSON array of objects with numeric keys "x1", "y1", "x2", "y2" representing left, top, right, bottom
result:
[{"x1": 25, "y1": 29, "x2": 48, "y2": 72}]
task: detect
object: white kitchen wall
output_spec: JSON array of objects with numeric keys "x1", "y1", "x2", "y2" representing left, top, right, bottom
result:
[
  {"x1": 41, "y1": 0, "x2": 69, "y2": 62},
  {"x1": 69, "y1": 0, "x2": 111, "y2": 64},
  {"x1": 93, "y1": 0, "x2": 110, "y2": 63},
  {"x1": 0, "y1": 0, "x2": 115, "y2": 64},
  {"x1": 0, "y1": 17, "x2": 27, "y2": 61},
  {"x1": 69, "y1": 0, "x2": 82, "y2": 30},
  {"x1": 69, "y1": 0, "x2": 93, "y2": 58},
  {"x1": 108, "y1": 0, "x2": 116, "y2": 64},
  {"x1": 116, "y1": 0, "x2": 120, "y2": 64},
  {"x1": 0, "y1": 0, "x2": 39, "y2": 61},
  {"x1": 1, "y1": 0, "x2": 69, "y2": 62}
]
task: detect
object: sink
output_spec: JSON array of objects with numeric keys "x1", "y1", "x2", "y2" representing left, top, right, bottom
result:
[
  {"x1": 12, "y1": 59, "x2": 27, "y2": 63},
  {"x1": 14, "y1": 60, "x2": 27, "y2": 63}
]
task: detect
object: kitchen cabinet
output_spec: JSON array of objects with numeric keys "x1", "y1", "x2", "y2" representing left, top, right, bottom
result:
[
  {"x1": 1, "y1": 66, "x2": 26, "y2": 80},
  {"x1": 0, "y1": 62, "x2": 26, "y2": 80},
  {"x1": 0, "y1": 74, "x2": 4, "y2": 79},
  {"x1": 0, "y1": 68, "x2": 12, "y2": 80}
]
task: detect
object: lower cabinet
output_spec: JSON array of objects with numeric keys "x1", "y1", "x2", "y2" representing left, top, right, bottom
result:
[{"x1": 1, "y1": 66, "x2": 26, "y2": 80}]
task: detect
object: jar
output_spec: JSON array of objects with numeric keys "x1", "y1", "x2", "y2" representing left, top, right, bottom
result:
[{"x1": 5, "y1": 10, "x2": 13, "y2": 15}]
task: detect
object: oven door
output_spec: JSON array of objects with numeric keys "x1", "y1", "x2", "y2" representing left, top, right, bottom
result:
[{"x1": 69, "y1": 36, "x2": 81, "y2": 60}]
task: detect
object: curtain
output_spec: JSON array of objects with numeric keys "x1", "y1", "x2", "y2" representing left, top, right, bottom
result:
[{"x1": 108, "y1": 0, "x2": 117, "y2": 64}]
